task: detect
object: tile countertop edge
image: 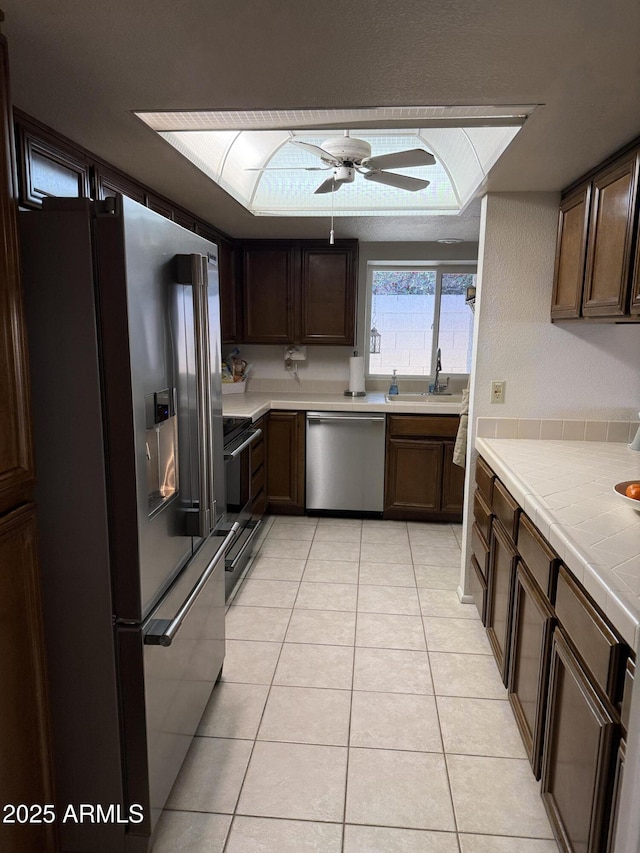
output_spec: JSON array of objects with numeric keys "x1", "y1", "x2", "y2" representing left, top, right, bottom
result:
[
  {"x1": 222, "y1": 391, "x2": 463, "y2": 421},
  {"x1": 475, "y1": 436, "x2": 640, "y2": 649}
]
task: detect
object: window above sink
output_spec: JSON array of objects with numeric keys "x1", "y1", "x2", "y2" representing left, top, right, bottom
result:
[{"x1": 366, "y1": 263, "x2": 477, "y2": 381}]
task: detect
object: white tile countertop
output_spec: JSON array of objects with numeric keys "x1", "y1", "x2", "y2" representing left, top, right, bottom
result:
[
  {"x1": 476, "y1": 436, "x2": 640, "y2": 648},
  {"x1": 222, "y1": 391, "x2": 463, "y2": 421}
]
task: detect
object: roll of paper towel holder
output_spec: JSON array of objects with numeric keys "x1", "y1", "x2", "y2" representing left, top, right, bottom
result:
[{"x1": 344, "y1": 351, "x2": 366, "y2": 397}]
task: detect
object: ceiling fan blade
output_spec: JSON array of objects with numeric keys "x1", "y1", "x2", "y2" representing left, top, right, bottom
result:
[
  {"x1": 363, "y1": 171, "x2": 430, "y2": 192},
  {"x1": 362, "y1": 148, "x2": 436, "y2": 170},
  {"x1": 290, "y1": 140, "x2": 340, "y2": 164},
  {"x1": 244, "y1": 166, "x2": 330, "y2": 171},
  {"x1": 314, "y1": 177, "x2": 345, "y2": 194}
]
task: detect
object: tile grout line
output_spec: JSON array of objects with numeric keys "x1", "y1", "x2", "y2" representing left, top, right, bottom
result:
[
  {"x1": 411, "y1": 528, "x2": 463, "y2": 850},
  {"x1": 220, "y1": 517, "x2": 307, "y2": 853}
]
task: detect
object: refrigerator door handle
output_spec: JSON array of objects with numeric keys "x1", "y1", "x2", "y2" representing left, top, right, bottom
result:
[
  {"x1": 177, "y1": 253, "x2": 213, "y2": 538},
  {"x1": 144, "y1": 523, "x2": 239, "y2": 646}
]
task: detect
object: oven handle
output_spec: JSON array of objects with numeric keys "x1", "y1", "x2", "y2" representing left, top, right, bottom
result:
[{"x1": 224, "y1": 428, "x2": 262, "y2": 461}]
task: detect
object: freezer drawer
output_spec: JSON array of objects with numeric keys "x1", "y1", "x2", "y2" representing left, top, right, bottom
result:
[{"x1": 306, "y1": 411, "x2": 386, "y2": 512}]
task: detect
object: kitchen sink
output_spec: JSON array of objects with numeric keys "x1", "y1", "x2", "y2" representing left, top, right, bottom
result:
[{"x1": 384, "y1": 392, "x2": 461, "y2": 403}]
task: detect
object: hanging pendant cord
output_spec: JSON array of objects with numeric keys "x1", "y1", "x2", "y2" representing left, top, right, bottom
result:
[{"x1": 329, "y1": 176, "x2": 335, "y2": 245}]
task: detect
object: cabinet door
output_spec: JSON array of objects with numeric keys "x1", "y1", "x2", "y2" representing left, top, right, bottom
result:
[
  {"x1": 266, "y1": 411, "x2": 305, "y2": 514},
  {"x1": 551, "y1": 184, "x2": 591, "y2": 319},
  {"x1": 441, "y1": 441, "x2": 465, "y2": 517},
  {"x1": 243, "y1": 244, "x2": 295, "y2": 343},
  {"x1": 541, "y1": 629, "x2": 618, "y2": 853},
  {"x1": 508, "y1": 562, "x2": 554, "y2": 778},
  {"x1": 298, "y1": 244, "x2": 356, "y2": 344},
  {"x1": 582, "y1": 153, "x2": 639, "y2": 317},
  {"x1": 384, "y1": 437, "x2": 442, "y2": 519},
  {"x1": 630, "y1": 217, "x2": 640, "y2": 315},
  {"x1": 487, "y1": 519, "x2": 519, "y2": 684},
  {"x1": 0, "y1": 505, "x2": 55, "y2": 852},
  {"x1": 219, "y1": 240, "x2": 242, "y2": 344}
]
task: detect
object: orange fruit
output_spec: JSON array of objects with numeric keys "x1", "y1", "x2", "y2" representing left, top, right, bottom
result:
[{"x1": 625, "y1": 483, "x2": 640, "y2": 500}]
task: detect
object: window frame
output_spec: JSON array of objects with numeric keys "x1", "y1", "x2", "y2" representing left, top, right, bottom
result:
[{"x1": 365, "y1": 261, "x2": 477, "y2": 381}]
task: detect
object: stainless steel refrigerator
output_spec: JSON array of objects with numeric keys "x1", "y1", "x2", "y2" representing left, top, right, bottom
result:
[{"x1": 19, "y1": 195, "x2": 236, "y2": 853}]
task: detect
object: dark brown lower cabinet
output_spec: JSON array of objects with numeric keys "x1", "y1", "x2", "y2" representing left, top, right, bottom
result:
[
  {"x1": 541, "y1": 629, "x2": 618, "y2": 853},
  {"x1": 0, "y1": 505, "x2": 55, "y2": 853},
  {"x1": 383, "y1": 415, "x2": 463, "y2": 522},
  {"x1": 385, "y1": 437, "x2": 442, "y2": 516},
  {"x1": 508, "y1": 562, "x2": 554, "y2": 778},
  {"x1": 266, "y1": 410, "x2": 305, "y2": 514},
  {"x1": 486, "y1": 520, "x2": 519, "y2": 684}
]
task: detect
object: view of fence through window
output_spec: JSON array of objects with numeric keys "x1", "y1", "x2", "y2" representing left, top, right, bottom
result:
[{"x1": 368, "y1": 268, "x2": 475, "y2": 377}]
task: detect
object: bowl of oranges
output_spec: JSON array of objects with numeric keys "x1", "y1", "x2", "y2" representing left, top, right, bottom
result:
[{"x1": 613, "y1": 481, "x2": 640, "y2": 510}]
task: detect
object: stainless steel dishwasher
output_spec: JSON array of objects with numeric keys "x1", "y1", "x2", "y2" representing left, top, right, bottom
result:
[{"x1": 306, "y1": 411, "x2": 386, "y2": 513}]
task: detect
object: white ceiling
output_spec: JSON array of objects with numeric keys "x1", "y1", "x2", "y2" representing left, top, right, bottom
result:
[{"x1": 3, "y1": 0, "x2": 640, "y2": 242}]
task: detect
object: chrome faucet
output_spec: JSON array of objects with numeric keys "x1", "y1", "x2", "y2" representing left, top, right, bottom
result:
[{"x1": 429, "y1": 348, "x2": 450, "y2": 394}]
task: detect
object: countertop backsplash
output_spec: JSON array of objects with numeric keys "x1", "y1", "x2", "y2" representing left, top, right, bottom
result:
[{"x1": 477, "y1": 416, "x2": 640, "y2": 443}]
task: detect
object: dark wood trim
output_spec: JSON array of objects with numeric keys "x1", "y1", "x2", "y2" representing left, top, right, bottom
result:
[
  {"x1": 0, "y1": 38, "x2": 34, "y2": 515},
  {"x1": 13, "y1": 108, "x2": 232, "y2": 242}
]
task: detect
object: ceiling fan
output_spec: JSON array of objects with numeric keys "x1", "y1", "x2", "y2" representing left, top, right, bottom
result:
[{"x1": 246, "y1": 130, "x2": 436, "y2": 194}]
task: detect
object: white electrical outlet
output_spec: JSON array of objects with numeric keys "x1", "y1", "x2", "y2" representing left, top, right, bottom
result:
[{"x1": 491, "y1": 380, "x2": 505, "y2": 404}]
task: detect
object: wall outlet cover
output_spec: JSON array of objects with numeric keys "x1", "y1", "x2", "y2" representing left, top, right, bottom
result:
[{"x1": 491, "y1": 380, "x2": 505, "y2": 404}]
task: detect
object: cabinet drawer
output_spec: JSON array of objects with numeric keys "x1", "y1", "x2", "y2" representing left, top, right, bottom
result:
[
  {"x1": 470, "y1": 554, "x2": 488, "y2": 624},
  {"x1": 473, "y1": 488, "x2": 493, "y2": 543},
  {"x1": 555, "y1": 565, "x2": 627, "y2": 701},
  {"x1": 388, "y1": 415, "x2": 458, "y2": 438},
  {"x1": 517, "y1": 514, "x2": 558, "y2": 602},
  {"x1": 475, "y1": 456, "x2": 495, "y2": 505},
  {"x1": 471, "y1": 521, "x2": 490, "y2": 581},
  {"x1": 492, "y1": 479, "x2": 520, "y2": 543}
]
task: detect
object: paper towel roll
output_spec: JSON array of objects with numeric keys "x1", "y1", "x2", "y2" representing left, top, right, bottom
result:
[{"x1": 348, "y1": 356, "x2": 365, "y2": 393}]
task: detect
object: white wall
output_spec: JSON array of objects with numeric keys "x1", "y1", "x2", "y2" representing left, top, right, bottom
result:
[{"x1": 460, "y1": 191, "x2": 640, "y2": 596}]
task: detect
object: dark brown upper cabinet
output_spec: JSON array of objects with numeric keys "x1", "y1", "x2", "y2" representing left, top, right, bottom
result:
[
  {"x1": 218, "y1": 239, "x2": 242, "y2": 345},
  {"x1": 583, "y1": 152, "x2": 639, "y2": 317},
  {"x1": 298, "y1": 245, "x2": 356, "y2": 344},
  {"x1": 630, "y1": 209, "x2": 640, "y2": 315},
  {"x1": 242, "y1": 243, "x2": 296, "y2": 344},
  {"x1": 241, "y1": 239, "x2": 358, "y2": 345},
  {"x1": 550, "y1": 183, "x2": 591, "y2": 319},
  {"x1": 551, "y1": 141, "x2": 640, "y2": 322}
]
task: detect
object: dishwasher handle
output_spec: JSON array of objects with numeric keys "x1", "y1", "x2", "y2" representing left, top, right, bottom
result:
[{"x1": 306, "y1": 414, "x2": 385, "y2": 423}]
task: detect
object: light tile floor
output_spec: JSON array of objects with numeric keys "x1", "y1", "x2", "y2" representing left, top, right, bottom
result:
[{"x1": 151, "y1": 516, "x2": 558, "y2": 853}]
